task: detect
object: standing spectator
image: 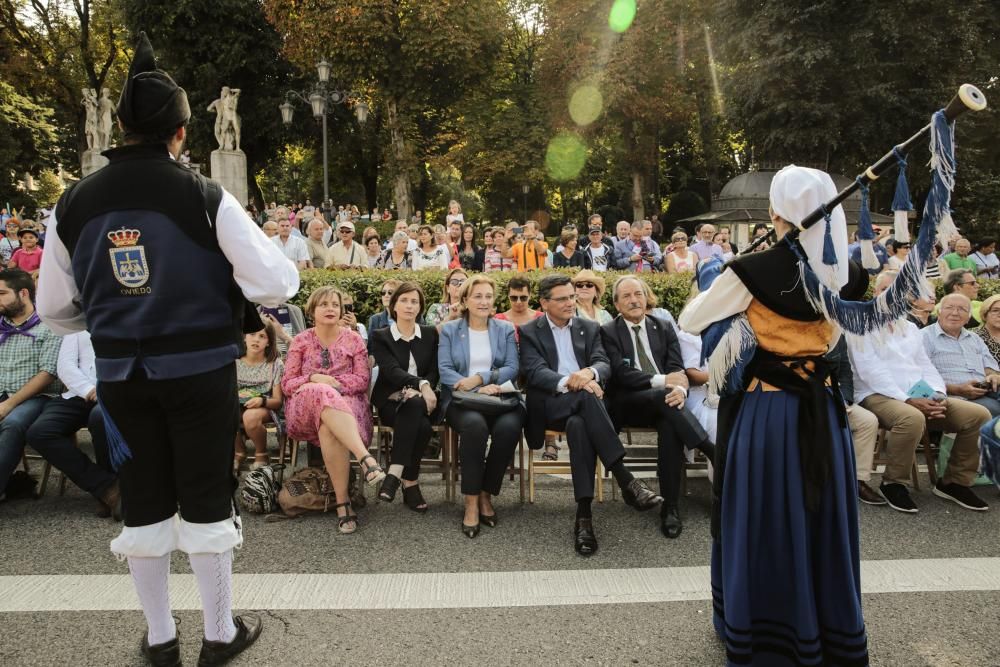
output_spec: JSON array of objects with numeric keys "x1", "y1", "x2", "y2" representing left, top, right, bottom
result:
[
  {"x1": 304, "y1": 219, "x2": 332, "y2": 269},
  {"x1": 376, "y1": 231, "x2": 413, "y2": 270},
  {"x1": 712, "y1": 230, "x2": 734, "y2": 262},
  {"x1": 941, "y1": 238, "x2": 978, "y2": 272},
  {"x1": 412, "y1": 210, "x2": 423, "y2": 225},
  {"x1": 448, "y1": 220, "x2": 463, "y2": 249},
  {"x1": 25, "y1": 330, "x2": 119, "y2": 516},
  {"x1": 382, "y1": 208, "x2": 392, "y2": 221},
  {"x1": 582, "y1": 225, "x2": 610, "y2": 271},
  {"x1": 484, "y1": 227, "x2": 514, "y2": 272},
  {"x1": 922, "y1": 293, "x2": 1000, "y2": 417},
  {"x1": 971, "y1": 238, "x2": 999, "y2": 279},
  {"x1": 328, "y1": 221, "x2": 366, "y2": 269},
  {"x1": 425, "y1": 268, "x2": 467, "y2": 328},
  {"x1": 0, "y1": 220, "x2": 18, "y2": 268},
  {"x1": 573, "y1": 269, "x2": 612, "y2": 325},
  {"x1": 438, "y1": 275, "x2": 523, "y2": 538},
  {"x1": 261, "y1": 220, "x2": 278, "y2": 238},
  {"x1": 455, "y1": 223, "x2": 484, "y2": 272},
  {"x1": 281, "y1": 287, "x2": 384, "y2": 533},
  {"x1": 976, "y1": 294, "x2": 1000, "y2": 365},
  {"x1": 942, "y1": 269, "x2": 983, "y2": 327},
  {"x1": 9, "y1": 228, "x2": 43, "y2": 274},
  {"x1": 0, "y1": 269, "x2": 61, "y2": 495},
  {"x1": 688, "y1": 223, "x2": 723, "y2": 261},
  {"x1": 371, "y1": 283, "x2": 440, "y2": 512},
  {"x1": 445, "y1": 200, "x2": 464, "y2": 225},
  {"x1": 553, "y1": 230, "x2": 588, "y2": 268},
  {"x1": 615, "y1": 220, "x2": 630, "y2": 242},
  {"x1": 665, "y1": 231, "x2": 698, "y2": 273},
  {"x1": 364, "y1": 234, "x2": 382, "y2": 268},
  {"x1": 505, "y1": 220, "x2": 548, "y2": 271},
  {"x1": 233, "y1": 324, "x2": 284, "y2": 470},
  {"x1": 272, "y1": 218, "x2": 310, "y2": 270},
  {"x1": 650, "y1": 214, "x2": 663, "y2": 241},
  {"x1": 412, "y1": 225, "x2": 449, "y2": 270},
  {"x1": 925, "y1": 242, "x2": 943, "y2": 280},
  {"x1": 612, "y1": 221, "x2": 661, "y2": 272},
  {"x1": 434, "y1": 224, "x2": 455, "y2": 263}
]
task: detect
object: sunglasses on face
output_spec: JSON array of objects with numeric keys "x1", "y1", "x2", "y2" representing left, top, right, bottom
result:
[
  {"x1": 381, "y1": 289, "x2": 394, "y2": 296},
  {"x1": 509, "y1": 295, "x2": 530, "y2": 302},
  {"x1": 449, "y1": 279, "x2": 466, "y2": 287},
  {"x1": 960, "y1": 280, "x2": 979, "y2": 287},
  {"x1": 575, "y1": 282, "x2": 596, "y2": 289}
]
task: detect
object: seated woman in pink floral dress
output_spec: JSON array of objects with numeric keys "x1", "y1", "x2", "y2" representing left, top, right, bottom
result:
[{"x1": 282, "y1": 286, "x2": 384, "y2": 534}]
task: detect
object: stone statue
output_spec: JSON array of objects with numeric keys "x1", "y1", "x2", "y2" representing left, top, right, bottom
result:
[
  {"x1": 82, "y1": 88, "x2": 99, "y2": 150},
  {"x1": 207, "y1": 86, "x2": 241, "y2": 152},
  {"x1": 96, "y1": 88, "x2": 115, "y2": 151}
]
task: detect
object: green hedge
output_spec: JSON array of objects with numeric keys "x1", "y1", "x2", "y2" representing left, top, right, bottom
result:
[{"x1": 292, "y1": 269, "x2": 1000, "y2": 326}]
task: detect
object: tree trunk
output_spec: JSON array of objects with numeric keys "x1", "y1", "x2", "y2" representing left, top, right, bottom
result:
[
  {"x1": 385, "y1": 97, "x2": 412, "y2": 222},
  {"x1": 631, "y1": 170, "x2": 645, "y2": 221}
]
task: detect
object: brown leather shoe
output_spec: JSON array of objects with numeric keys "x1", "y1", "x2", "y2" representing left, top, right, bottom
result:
[
  {"x1": 98, "y1": 481, "x2": 122, "y2": 521},
  {"x1": 858, "y1": 481, "x2": 887, "y2": 506}
]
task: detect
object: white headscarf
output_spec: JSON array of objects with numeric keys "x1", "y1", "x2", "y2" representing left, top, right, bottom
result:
[{"x1": 769, "y1": 165, "x2": 849, "y2": 291}]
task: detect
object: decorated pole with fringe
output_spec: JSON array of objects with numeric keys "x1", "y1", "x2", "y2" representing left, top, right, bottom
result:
[{"x1": 739, "y1": 84, "x2": 987, "y2": 256}]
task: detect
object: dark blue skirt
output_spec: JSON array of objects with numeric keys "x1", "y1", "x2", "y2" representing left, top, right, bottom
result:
[{"x1": 711, "y1": 388, "x2": 868, "y2": 666}]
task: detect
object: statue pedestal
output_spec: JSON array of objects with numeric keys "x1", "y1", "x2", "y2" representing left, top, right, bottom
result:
[
  {"x1": 81, "y1": 149, "x2": 109, "y2": 177},
  {"x1": 210, "y1": 150, "x2": 248, "y2": 206}
]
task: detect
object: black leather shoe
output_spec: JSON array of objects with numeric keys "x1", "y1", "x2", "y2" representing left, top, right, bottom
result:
[
  {"x1": 462, "y1": 522, "x2": 480, "y2": 538},
  {"x1": 140, "y1": 632, "x2": 181, "y2": 667},
  {"x1": 197, "y1": 614, "x2": 262, "y2": 667},
  {"x1": 574, "y1": 518, "x2": 598, "y2": 556},
  {"x1": 621, "y1": 478, "x2": 663, "y2": 512},
  {"x1": 479, "y1": 513, "x2": 498, "y2": 528},
  {"x1": 660, "y1": 506, "x2": 683, "y2": 539}
]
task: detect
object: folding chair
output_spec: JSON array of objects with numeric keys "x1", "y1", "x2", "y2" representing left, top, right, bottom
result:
[
  {"x1": 373, "y1": 417, "x2": 457, "y2": 501},
  {"x1": 527, "y1": 430, "x2": 604, "y2": 503}
]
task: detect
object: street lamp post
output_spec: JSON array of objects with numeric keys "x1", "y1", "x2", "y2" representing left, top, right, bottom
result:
[
  {"x1": 521, "y1": 184, "x2": 530, "y2": 223},
  {"x1": 280, "y1": 59, "x2": 369, "y2": 204},
  {"x1": 290, "y1": 166, "x2": 300, "y2": 200}
]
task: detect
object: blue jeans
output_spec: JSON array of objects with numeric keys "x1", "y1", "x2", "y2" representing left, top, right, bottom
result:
[
  {"x1": 26, "y1": 396, "x2": 116, "y2": 497},
  {"x1": 0, "y1": 396, "x2": 50, "y2": 491},
  {"x1": 972, "y1": 394, "x2": 1000, "y2": 418}
]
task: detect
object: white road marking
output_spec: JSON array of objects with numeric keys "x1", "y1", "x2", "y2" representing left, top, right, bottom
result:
[{"x1": 1, "y1": 558, "x2": 998, "y2": 612}]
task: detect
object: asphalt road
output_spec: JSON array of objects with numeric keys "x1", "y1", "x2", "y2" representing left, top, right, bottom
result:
[{"x1": 2, "y1": 445, "x2": 999, "y2": 666}]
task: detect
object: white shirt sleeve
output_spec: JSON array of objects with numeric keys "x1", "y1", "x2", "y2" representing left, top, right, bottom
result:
[
  {"x1": 678, "y1": 269, "x2": 753, "y2": 335},
  {"x1": 847, "y1": 337, "x2": 910, "y2": 403},
  {"x1": 215, "y1": 191, "x2": 300, "y2": 307},
  {"x1": 57, "y1": 333, "x2": 95, "y2": 399},
  {"x1": 36, "y1": 207, "x2": 87, "y2": 335}
]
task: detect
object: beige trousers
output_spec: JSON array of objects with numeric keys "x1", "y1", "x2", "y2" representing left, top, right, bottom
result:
[
  {"x1": 846, "y1": 403, "x2": 879, "y2": 482},
  {"x1": 860, "y1": 394, "x2": 991, "y2": 487}
]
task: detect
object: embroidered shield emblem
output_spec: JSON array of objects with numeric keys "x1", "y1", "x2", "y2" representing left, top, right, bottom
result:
[{"x1": 107, "y1": 228, "x2": 150, "y2": 288}]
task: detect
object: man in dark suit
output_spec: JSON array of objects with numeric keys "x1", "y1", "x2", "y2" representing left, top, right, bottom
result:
[
  {"x1": 520, "y1": 274, "x2": 662, "y2": 556},
  {"x1": 601, "y1": 277, "x2": 716, "y2": 539}
]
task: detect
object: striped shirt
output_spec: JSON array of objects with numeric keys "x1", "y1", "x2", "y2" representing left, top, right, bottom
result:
[{"x1": 921, "y1": 322, "x2": 998, "y2": 385}]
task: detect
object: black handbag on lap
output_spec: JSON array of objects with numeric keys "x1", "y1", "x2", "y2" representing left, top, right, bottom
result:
[{"x1": 451, "y1": 390, "x2": 521, "y2": 415}]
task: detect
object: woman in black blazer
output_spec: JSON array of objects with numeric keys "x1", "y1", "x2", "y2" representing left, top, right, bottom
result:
[{"x1": 370, "y1": 282, "x2": 440, "y2": 512}]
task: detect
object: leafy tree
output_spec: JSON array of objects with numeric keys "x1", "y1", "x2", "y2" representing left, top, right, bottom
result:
[
  {"x1": 0, "y1": 79, "x2": 58, "y2": 207},
  {"x1": 33, "y1": 168, "x2": 65, "y2": 208}
]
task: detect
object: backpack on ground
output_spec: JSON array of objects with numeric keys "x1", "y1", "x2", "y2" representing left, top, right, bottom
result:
[
  {"x1": 240, "y1": 464, "x2": 285, "y2": 514},
  {"x1": 276, "y1": 465, "x2": 365, "y2": 518}
]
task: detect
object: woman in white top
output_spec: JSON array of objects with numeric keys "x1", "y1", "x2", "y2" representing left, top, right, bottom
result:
[
  {"x1": 971, "y1": 238, "x2": 999, "y2": 279},
  {"x1": 666, "y1": 232, "x2": 699, "y2": 273},
  {"x1": 438, "y1": 275, "x2": 522, "y2": 538},
  {"x1": 411, "y1": 224, "x2": 449, "y2": 270},
  {"x1": 886, "y1": 238, "x2": 910, "y2": 270}
]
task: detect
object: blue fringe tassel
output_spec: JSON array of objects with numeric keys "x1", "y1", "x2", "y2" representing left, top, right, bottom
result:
[
  {"x1": 855, "y1": 178, "x2": 874, "y2": 241},
  {"x1": 97, "y1": 396, "x2": 132, "y2": 471},
  {"x1": 821, "y1": 208, "x2": 837, "y2": 266},
  {"x1": 981, "y1": 417, "x2": 1000, "y2": 488},
  {"x1": 891, "y1": 147, "x2": 913, "y2": 212},
  {"x1": 701, "y1": 314, "x2": 734, "y2": 365},
  {"x1": 797, "y1": 110, "x2": 955, "y2": 336}
]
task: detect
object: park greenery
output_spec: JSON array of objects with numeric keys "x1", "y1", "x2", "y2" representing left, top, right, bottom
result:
[{"x1": 1, "y1": 1, "x2": 997, "y2": 235}]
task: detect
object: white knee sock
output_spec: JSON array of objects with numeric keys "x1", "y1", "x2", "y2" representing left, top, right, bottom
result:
[
  {"x1": 188, "y1": 550, "x2": 238, "y2": 643},
  {"x1": 127, "y1": 555, "x2": 176, "y2": 645}
]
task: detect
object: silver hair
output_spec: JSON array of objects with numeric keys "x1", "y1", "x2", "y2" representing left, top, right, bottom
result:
[{"x1": 392, "y1": 231, "x2": 409, "y2": 243}]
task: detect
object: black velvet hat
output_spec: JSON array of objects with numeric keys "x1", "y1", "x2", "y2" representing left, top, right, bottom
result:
[{"x1": 116, "y1": 32, "x2": 190, "y2": 136}]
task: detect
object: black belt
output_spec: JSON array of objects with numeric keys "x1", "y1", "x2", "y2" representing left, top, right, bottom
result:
[{"x1": 92, "y1": 327, "x2": 236, "y2": 358}]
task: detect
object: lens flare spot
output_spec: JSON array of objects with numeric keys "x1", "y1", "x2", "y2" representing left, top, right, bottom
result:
[
  {"x1": 545, "y1": 132, "x2": 587, "y2": 182},
  {"x1": 608, "y1": 0, "x2": 636, "y2": 33},
  {"x1": 569, "y1": 85, "x2": 603, "y2": 126}
]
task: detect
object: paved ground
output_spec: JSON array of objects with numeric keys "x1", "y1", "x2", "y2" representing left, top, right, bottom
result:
[{"x1": 2, "y1": 441, "x2": 999, "y2": 666}]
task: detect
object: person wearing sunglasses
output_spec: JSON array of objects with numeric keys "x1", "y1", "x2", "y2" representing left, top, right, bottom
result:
[
  {"x1": 572, "y1": 269, "x2": 612, "y2": 325},
  {"x1": 328, "y1": 220, "x2": 367, "y2": 269},
  {"x1": 885, "y1": 237, "x2": 910, "y2": 271},
  {"x1": 425, "y1": 268, "x2": 467, "y2": 328},
  {"x1": 941, "y1": 269, "x2": 983, "y2": 327},
  {"x1": 282, "y1": 287, "x2": 385, "y2": 534},
  {"x1": 494, "y1": 276, "x2": 542, "y2": 340}
]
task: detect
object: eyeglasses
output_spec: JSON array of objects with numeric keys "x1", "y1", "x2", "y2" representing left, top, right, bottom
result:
[
  {"x1": 959, "y1": 280, "x2": 979, "y2": 287},
  {"x1": 381, "y1": 289, "x2": 394, "y2": 296},
  {"x1": 320, "y1": 348, "x2": 331, "y2": 368},
  {"x1": 509, "y1": 295, "x2": 530, "y2": 302},
  {"x1": 671, "y1": 237, "x2": 687, "y2": 243},
  {"x1": 449, "y1": 279, "x2": 466, "y2": 287},
  {"x1": 940, "y1": 305, "x2": 971, "y2": 314},
  {"x1": 339, "y1": 229, "x2": 353, "y2": 234},
  {"x1": 574, "y1": 282, "x2": 596, "y2": 289},
  {"x1": 547, "y1": 294, "x2": 577, "y2": 303}
]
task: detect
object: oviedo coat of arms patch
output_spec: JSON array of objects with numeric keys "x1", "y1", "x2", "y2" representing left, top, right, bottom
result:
[{"x1": 107, "y1": 228, "x2": 150, "y2": 291}]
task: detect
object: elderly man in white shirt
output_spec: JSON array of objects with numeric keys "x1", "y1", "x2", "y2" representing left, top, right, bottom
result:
[
  {"x1": 25, "y1": 330, "x2": 119, "y2": 518},
  {"x1": 271, "y1": 218, "x2": 310, "y2": 270},
  {"x1": 849, "y1": 300, "x2": 991, "y2": 514}
]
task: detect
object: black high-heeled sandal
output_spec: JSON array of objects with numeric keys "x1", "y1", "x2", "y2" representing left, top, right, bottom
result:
[
  {"x1": 480, "y1": 512, "x2": 498, "y2": 528},
  {"x1": 378, "y1": 474, "x2": 401, "y2": 502},
  {"x1": 461, "y1": 521, "x2": 480, "y2": 538},
  {"x1": 333, "y1": 502, "x2": 357, "y2": 534},
  {"x1": 402, "y1": 484, "x2": 428, "y2": 513},
  {"x1": 359, "y1": 454, "x2": 386, "y2": 486}
]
